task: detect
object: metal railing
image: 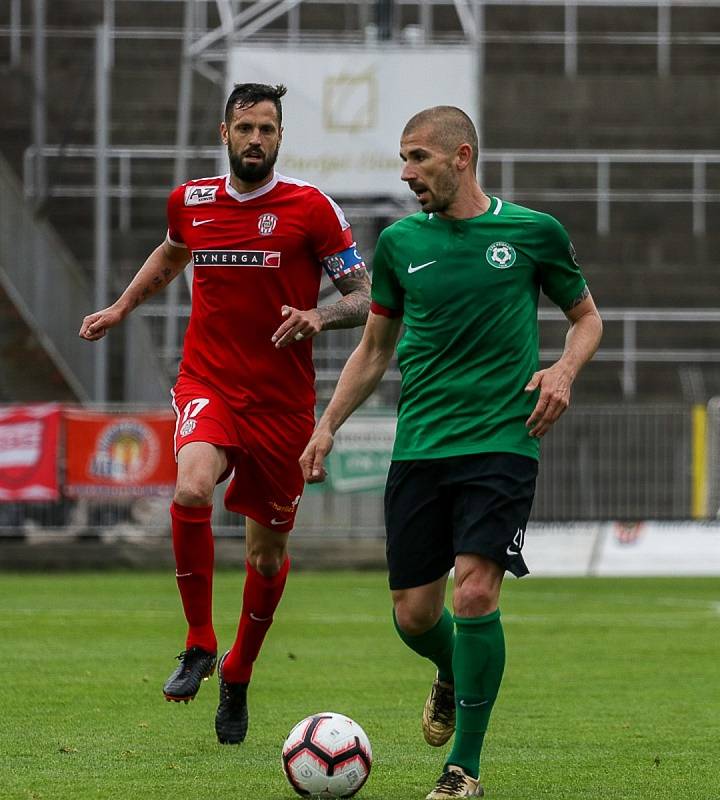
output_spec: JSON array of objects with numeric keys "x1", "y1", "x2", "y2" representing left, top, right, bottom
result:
[
  {"x1": 0, "y1": 153, "x2": 168, "y2": 404},
  {"x1": 5, "y1": 0, "x2": 720, "y2": 78},
  {"x1": 18, "y1": 143, "x2": 720, "y2": 398},
  {"x1": 0, "y1": 402, "x2": 707, "y2": 538},
  {"x1": 135, "y1": 304, "x2": 720, "y2": 402},
  {"x1": 22, "y1": 145, "x2": 720, "y2": 236}
]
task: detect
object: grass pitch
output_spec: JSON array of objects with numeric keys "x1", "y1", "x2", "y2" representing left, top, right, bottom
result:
[{"x1": 1, "y1": 570, "x2": 718, "y2": 800}]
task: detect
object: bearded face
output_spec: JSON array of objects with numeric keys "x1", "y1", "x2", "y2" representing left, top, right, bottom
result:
[
  {"x1": 223, "y1": 100, "x2": 282, "y2": 186},
  {"x1": 228, "y1": 139, "x2": 280, "y2": 183}
]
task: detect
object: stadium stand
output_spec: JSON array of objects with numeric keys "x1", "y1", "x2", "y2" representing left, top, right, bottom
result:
[
  {"x1": 1, "y1": 0, "x2": 718, "y2": 404},
  {"x1": 0, "y1": 1, "x2": 719, "y2": 537}
]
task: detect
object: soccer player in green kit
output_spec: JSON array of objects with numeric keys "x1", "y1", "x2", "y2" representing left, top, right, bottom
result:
[{"x1": 299, "y1": 106, "x2": 603, "y2": 799}]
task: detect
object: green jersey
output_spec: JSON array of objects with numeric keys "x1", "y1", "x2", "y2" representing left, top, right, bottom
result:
[{"x1": 371, "y1": 196, "x2": 587, "y2": 461}]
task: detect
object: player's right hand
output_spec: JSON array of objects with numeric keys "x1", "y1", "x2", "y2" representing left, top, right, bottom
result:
[
  {"x1": 78, "y1": 306, "x2": 123, "y2": 341},
  {"x1": 299, "y1": 428, "x2": 334, "y2": 483}
]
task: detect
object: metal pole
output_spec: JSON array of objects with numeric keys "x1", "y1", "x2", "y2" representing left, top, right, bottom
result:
[
  {"x1": 119, "y1": 153, "x2": 131, "y2": 233},
  {"x1": 10, "y1": 0, "x2": 21, "y2": 68},
  {"x1": 693, "y1": 156, "x2": 706, "y2": 237},
  {"x1": 94, "y1": 24, "x2": 111, "y2": 403},
  {"x1": 622, "y1": 316, "x2": 636, "y2": 399},
  {"x1": 501, "y1": 156, "x2": 514, "y2": 201},
  {"x1": 288, "y1": 2, "x2": 300, "y2": 43},
  {"x1": 32, "y1": 0, "x2": 47, "y2": 206},
  {"x1": 564, "y1": 0, "x2": 578, "y2": 78},
  {"x1": 597, "y1": 156, "x2": 610, "y2": 235},
  {"x1": 166, "y1": 0, "x2": 196, "y2": 365},
  {"x1": 657, "y1": 0, "x2": 671, "y2": 77},
  {"x1": 475, "y1": 0, "x2": 485, "y2": 179},
  {"x1": 420, "y1": 0, "x2": 432, "y2": 42},
  {"x1": 375, "y1": 0, "x2": 394, "y2": 41}
]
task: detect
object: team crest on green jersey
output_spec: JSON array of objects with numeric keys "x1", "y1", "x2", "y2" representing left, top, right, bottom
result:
[{"x1": 486, "y1": 242, "x2": 517, "y2": 269}]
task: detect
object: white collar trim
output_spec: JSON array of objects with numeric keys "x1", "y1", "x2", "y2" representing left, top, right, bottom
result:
[{"x1": 224, "y1": 172, "x2": 279, "y2": 203}]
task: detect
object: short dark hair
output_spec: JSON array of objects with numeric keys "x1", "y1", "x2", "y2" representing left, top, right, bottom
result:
[
  {"x1": 403, "y1": 106, "x2": 479, "y2": 172},
  {"x1": 224, "y1": 83, "x2": 287, "y2": 127}
]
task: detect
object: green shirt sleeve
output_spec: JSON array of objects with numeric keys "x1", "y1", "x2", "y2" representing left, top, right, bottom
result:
[
  {"x1": 370, "y1": 228, "x2": 404, "y2": 312},
  {"x1": 536, "y1": 213, "x2": 588, "y2": 310}
]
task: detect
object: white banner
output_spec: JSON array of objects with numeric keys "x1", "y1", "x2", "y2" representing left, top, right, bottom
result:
[
  {"x1": 525, "y1": 521, "x2": 720, "y2": 577},
  {"x1": 227, "y1": 46, "x2": 478, "y2": 196}
]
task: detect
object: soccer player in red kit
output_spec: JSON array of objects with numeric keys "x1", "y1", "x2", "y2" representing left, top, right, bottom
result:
[{"x1": 79, "y1": 83, "x2": 370, "y2": 744}]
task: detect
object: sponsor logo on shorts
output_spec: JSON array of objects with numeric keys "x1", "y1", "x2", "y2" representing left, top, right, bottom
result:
[
  {"x1": 506, "y1": 526, "x2": 525, "y2": 556},
  {"x1": 184, "y1": 185, "x2": 218, "y2": 206},
  {"x1": 270, "y1": 517, "x2": 290, "y2": 526},
  {"x1": 192, "y1": 249, "x2": 280, "y2": 268},
  {"x1": 486, "y1": 241, "x2": 517, "y2": 269},
  {"x1": 269, "y1": 494, "x2": 301, "y2": 515},
  {"x1": 180, "y1": 419, "x2": 197, "y2": 437},
  {"x1": 258, "y1": 213, "x2": 278, "y2": 236}
]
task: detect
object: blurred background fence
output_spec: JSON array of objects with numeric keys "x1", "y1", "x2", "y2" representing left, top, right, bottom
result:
[{"x1": 0, "y1": 401, "x2": 716, "y2": 540}]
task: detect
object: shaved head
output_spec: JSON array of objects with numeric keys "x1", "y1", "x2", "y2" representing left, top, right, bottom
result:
[{"x1": 402, "y1": 106, "x2": 479, "y2": 172}]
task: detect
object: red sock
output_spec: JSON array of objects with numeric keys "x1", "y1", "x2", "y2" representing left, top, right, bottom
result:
[
  {"x1": 170, "y1": 501, "x2": 217, "y2": 654},
  {"x1": 222, "y1": 558, "x2": 290, "y2": 684}
]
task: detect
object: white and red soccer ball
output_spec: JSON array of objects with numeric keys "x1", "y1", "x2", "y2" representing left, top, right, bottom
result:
[{"x1": 281, "y1": 712, "x2": 372, "y2": 798}]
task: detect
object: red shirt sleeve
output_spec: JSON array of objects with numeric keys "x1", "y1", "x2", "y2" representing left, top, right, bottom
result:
[
  {"x1": 370, "y1": 300, "x2": 402, "y2": 318},
  {"x1": 307, "y1": 190, "x2": 354, "y2": 260},
  {"x1": 166, "y1": 185, "x2": 186, "y2": 247}
]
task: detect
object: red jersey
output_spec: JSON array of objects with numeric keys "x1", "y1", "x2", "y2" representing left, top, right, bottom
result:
[{"x1": 166, "y1": 172, "x2": 364, "y2": 413}]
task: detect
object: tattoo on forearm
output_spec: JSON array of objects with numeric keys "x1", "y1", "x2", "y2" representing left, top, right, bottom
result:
[
  {"x1": 135, "y1": 266, "x2": 177, "y2": 307},
  {"x1": 318, "y1": 269, "x2": 371, "y2": 330},
  {"x1": 564, "y1": 286, "x2": 590, "y2": 311}
]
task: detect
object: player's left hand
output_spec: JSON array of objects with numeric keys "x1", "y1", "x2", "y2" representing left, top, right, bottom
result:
[
  {"x1": 272, "y1": 306, "x2": 323, "y2": 348},
  {"x1": 524, "y1": 364, "x2": 574, "y2": 437}
]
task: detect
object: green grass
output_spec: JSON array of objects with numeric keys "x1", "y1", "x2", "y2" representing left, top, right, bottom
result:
[{"x1": 1, "y1": 571, "x2": 719, "y2": 799}]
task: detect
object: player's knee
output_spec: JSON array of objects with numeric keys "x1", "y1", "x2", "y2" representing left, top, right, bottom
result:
[
  {"x1": 394, "y1": 599, "x2": 442, "y2": 636},
  {"x1": 247, "y1": 547, "x2": 287, "y2": 578},
  {"x1": 173, "y1": 479, "x2": 215, "y2": 507},
  {"x1": 453, "y1": 579, "x2": 497, "y2": 618}
]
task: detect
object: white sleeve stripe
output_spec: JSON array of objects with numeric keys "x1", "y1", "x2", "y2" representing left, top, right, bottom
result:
[
  {"x1": 322, "y1": 192, "x2": 350, "y2": 231},
  {"x1": 275, "y1": 173, "x2": 350, "y2": 231},
  {"x1": 166, "y1": 231, "x2": 186, "y2": 248}
]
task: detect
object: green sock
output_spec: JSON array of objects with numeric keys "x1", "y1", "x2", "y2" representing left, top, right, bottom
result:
[
  {"x1": 446, "y1": 609, "x2": 505, "y2": 780},
  {"x1": 392, "y1": 607, "x2": 455, "y2": 683}
]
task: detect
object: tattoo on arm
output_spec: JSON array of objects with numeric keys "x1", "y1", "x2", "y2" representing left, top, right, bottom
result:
[
  {"x1": 317, "y1": 268, "x2": 371, "y2": 330},
  {"x1": 136, "y1": 266, "x2": 180, "y2": 307},
  {"x1": 564, "y1": 285, "x2": 590, "y2": 311}
]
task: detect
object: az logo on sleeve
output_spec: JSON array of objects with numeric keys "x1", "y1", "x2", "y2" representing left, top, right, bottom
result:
[{"x1": 185, "y1": 185, "x2": 218, "y2": 206}]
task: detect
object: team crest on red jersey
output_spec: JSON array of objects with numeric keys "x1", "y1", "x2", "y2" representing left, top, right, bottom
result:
[{"x1": 258, "y1": 213, "x2": 278, "y2": 236}]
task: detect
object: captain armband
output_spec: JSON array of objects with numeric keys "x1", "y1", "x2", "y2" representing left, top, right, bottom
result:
[{"x1": 321, "y1": 244, "x2": 366, "y2": 281}]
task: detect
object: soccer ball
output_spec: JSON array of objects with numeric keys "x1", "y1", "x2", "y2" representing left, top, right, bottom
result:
[{"x1": 281, "y1": 712, "x2": 372, "y2": 798}]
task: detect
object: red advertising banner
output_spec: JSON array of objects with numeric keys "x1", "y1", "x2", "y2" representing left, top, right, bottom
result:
[
  {"x1": 64, "y1": 409, "x2": 176, "y2": 498},
  {"x1": 0, "y1": 404, "x2": 61, "y2": 502}
]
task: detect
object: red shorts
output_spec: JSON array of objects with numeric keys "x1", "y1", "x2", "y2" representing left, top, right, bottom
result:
[{"x1": 171, "y1": 379, "x2": 314, "y2": 532}]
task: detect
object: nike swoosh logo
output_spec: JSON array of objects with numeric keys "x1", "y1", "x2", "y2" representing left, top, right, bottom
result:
[
  {"x1": 271, "y1": 517, "x2": 290, "y2": 526},
  {"x1": 507, "y1": 527, "x2": 525, "y2": 556},
  {"x1": 175, "y1": 571, "x2": 193, "y2": 578},
  {"x1": 407, "y1": 260, "x2": 437, "y2": 273},
  {"x1": 249, "y1": 612, "x2": 272, "y2": 622},
  {"x1": 192, "y1": 218, "x2": 214, "y2": 226},
  {"x1": 459, "y1": 699, "x2": 489, "y2": 708}
]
